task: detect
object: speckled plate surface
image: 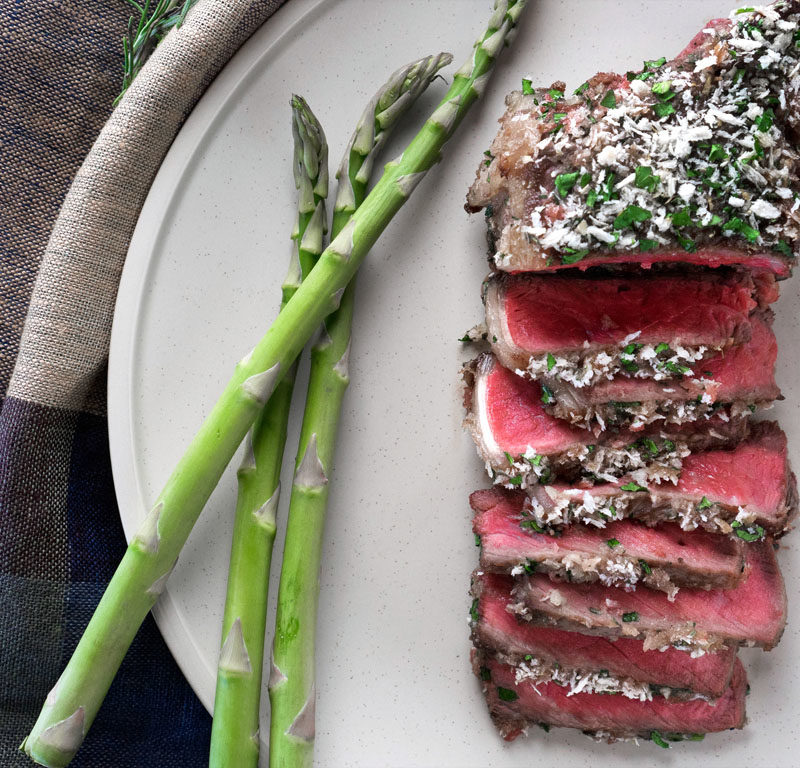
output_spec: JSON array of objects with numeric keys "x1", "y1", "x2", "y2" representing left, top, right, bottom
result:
[{"x1": 108, "y1": 1, "x2": 800, "y2": 765}]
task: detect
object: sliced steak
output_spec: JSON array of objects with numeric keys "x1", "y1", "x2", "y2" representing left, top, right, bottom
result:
[
  {"x1": 463, "y1": 353, "x2": 749, "y2": 487},
  {"x1": 472, "y1": 487, "x2": 744, "y2": 593},
  {"x1": 474, "y1": 649, "x2": 747, "y2": 742},
  {"x1": 472, "y1": 571, "x2": 737, "y2": 698},
  {"x1": 512, "y1": 541, "x2": 786, "y2": 652},
  {"x1": 486, "y1": 271, "x2": 767, "y2": 386},
  {"x1": 465, "y1": 5, "x2": 800, "y2": 275},
  {"x1": 526, "y1": 421, "x2": 797, "y2": 537},
  {"x1": 546, "y1": 311, "x2": 779, "y2": 431}
]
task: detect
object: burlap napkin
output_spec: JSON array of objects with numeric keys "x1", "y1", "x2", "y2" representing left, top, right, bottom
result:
[{"x1": 0, "y1": 1, "x2": 286, "y2": 764}]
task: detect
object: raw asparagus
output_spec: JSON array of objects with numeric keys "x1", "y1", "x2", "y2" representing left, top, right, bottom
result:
[
  {"x1": 207, "y1": 96, "x2": 328, "y2": 768},
  {"x1": 22, "y1": 3, "x2": 527, "y2": 764},
  {"x1": 267, "y1": 52, "x2": 452, "y2": 768}
]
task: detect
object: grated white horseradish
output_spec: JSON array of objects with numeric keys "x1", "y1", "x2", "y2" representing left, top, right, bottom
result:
[{"x1": 521, "y1": 342, "x2": 717, "y2": 387}]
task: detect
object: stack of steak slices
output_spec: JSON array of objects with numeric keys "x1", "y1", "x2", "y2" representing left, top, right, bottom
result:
[{"x1": 462, "y1": 2, "x2": 800, "y2": 747}]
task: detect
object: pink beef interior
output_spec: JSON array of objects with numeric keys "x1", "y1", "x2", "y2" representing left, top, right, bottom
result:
[
  {"x1": 471, "y1": 487, "x2": 743, "y2": 584},
  {"x1": 480, "y1": 652, "x2": 747, "y2": 741},
  {"x1": 502, "y1": 272, "x2": 757, "y2": 353},
  {"x1": 517, "y1": 541, "x2": 786, "y2": 649},
  {"x1": 679, "y1": 422, "x2": 789, "y2": 520},
  {"x1": 483, "y1": 358, "x2": 589, "y2": 455},
  {"x1": 475, "y1": 572, "x2": 736, "y2": 697}
]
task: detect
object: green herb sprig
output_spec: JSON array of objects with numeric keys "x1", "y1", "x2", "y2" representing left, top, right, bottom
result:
[{"x1": 117, "y1": 0, "x2": 198, "y2": 105}]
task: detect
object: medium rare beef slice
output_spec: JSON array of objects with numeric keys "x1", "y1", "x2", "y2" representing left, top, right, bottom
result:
[
  {"x1": 525, "y1": 421, "x2": 797, "y2": 537},
  {"x1": 472, "y1": 487, "x2": 744, "y2": 594},
  {"x1": 545, "y1": 311, "x2": 779, "y2": 432},
  {"x1": 486, "y1": 270, "x2": 770, "y2": 386},
  {"x1": 471, "y1": 571, "x2": 737, "y2": 698},
  {"x1": 466, "y1": 5, "x2": 800, "y2": 275},
  {"x1": 473, "y1": 650, "x2": 747, "y2": 742},
  {"x1": 463, "y1": 353, "x2": 748, "y2": 488},
  {"x1": 511, "y1": 540, "x2": 786, "y2": 652}
]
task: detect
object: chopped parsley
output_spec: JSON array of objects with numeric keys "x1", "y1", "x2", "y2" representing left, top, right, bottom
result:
[
  {"x1": 548, "y1": 88, "x2": 564, "y2": 100},
  {"x1": 546, "y1": 352, "x2": 556, "y2": 371},
  {"x1": 561, "y1": 248, "x2": 588, "y2": 265},
  {"x1": 600, "y1": 90, "x2": 616, "y2": 109},
  {"x1": 607, "y1": 538, "x2": 620, "y2": 549},
  {"x1": 554, "y1": 171, "x2": 580, "y2": 198},
  {"x1": 639, "y1": 559, "x2": 652, "y2": 575},
  {"x1": 613, "y1": 204, "x2": 652, "y2": 230},
  {"x1": 620, "y1": 481, "x2": 648, "y2": 492},
  {"x1": 497, "y1": 687, "x2": 518, "y2": 702},
  {"x1": 776, "y1": 240, "x2": 793, "y2": 258},
  {"x1": 540, "y1": 385, "x2": 554, "y2": 405},
  {"x1": 634, "y1": 165, "x2": 659, "y2": 193},
  {"x1": 521, "y1": 77, "x2": 534, "y2": 95},
  {"x1": 474, "y1": 533, "x2": 481, "y2": 548},
  {"x1": 698, "y1": 496, "x2": 712, "y2": 510},
  {"x1": 574, "y1": 81, "x2": 590, "y2": 96},
  {"x1": 520, "y1": 519, "x2": 546, "y2": 534},
  {"x1": 650, "y1": 730, "x2": 670, "y2": 749},
  {"x1": 469, "y1": 598, "x2": 479, "y2": 623},
  {"x1": 479, "y1": 666, "x2": 491, "y2": 681},
  {"x1": 709, "y1": 143, "x2": 728, "y2": 162},
  {"x1": 731, "y1": 521, "x2": 766, "y2": 542},
  {"x1": 638, "y1": 238, "x2": 659, "y2": 252},
  {"x1": 622, "y1": 611, "x2": 639, "y2": 622},
  {"x1": 653, "y1": 102, "x2": 676, "y2": 118}
]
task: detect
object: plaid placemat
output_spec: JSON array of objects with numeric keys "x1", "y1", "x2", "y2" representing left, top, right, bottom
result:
[{"x1": 0, "y1": 1, "x2": 285, "y2": 764}]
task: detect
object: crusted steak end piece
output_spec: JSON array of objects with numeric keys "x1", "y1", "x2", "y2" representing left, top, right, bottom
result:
[{"x1": 466, "y1": 5, "x2": 800, "y2": 276}]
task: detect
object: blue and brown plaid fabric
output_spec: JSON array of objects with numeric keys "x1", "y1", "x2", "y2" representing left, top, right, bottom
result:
[{"x1": 0, "y1": 2, "x2": 285, "y2": 764}]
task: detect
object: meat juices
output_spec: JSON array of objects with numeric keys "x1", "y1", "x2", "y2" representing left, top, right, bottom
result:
[{"x1": 462, "y1": 1, "x2": 800, "y2": 746}]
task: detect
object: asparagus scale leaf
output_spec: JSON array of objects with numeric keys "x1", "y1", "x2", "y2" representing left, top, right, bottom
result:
[
  {"x1": 267, "y1": 52, "x2": 452, "y2": 768},
  {"x1": 207, "y1": 97, "x2": 328, "y2": 768},
  {"x1": 22, "y1": 2, "x2": 527, "y2": 765}
]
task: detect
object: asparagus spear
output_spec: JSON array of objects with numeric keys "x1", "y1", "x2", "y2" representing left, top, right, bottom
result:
[
  {"x1": 22, "y1": 3, "x2": 526, "y2": 765},
  {"x1": 207, "y1": 96, "x2": 328, "y2": 768},
  {"x1": 267, "y1": 52, "x2": 452, "y2": 768}
]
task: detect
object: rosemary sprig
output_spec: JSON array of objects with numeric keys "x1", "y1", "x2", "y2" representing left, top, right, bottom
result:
[{"x1": 116, "y1": 0, "x2": 198, "y2": 105}]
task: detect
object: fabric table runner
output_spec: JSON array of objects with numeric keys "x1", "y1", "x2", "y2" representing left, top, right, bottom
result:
[{"x1": 0, "y1": 1, "x2": 286, "y2": 764}]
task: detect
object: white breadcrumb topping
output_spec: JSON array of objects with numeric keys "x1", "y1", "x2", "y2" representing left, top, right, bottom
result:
[
  {"x1": 520, "y1": 341, "x2": 718, "y2": 388},
  {"x1": 494, "y1": 3, "x2": 800, "y2": 268}
]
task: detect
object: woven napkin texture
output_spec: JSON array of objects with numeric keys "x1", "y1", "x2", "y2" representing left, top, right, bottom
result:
[{"x1": 0, "y1": 0, "x2": 285, "y2": 764}]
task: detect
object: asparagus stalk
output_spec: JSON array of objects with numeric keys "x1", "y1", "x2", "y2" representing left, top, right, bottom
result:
[
  {"x1": 207, "y1": 97, "x2": 328, "y2": 768},
  {"x1": 267, "y1": 52, "x2": 453, "y2": 768},
  {"x1": 22, "y1": 3, "x2": 526, "y2": 765}
]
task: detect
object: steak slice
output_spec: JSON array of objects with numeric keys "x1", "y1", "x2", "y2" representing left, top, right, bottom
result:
[
  {"x1": 472, "y1": 571, "x2": 737, "y2": 699},
  {"x1": 465, "y1": 6, "x2": 800, "y2": 275},
  {"x1": 486, "y1": 270, "x2": 766, "y2": 386},
  {"x1": 547, "y1": 311, "x2": 779, "y2": 431},
  {"x1": 512, "y1": 541, "x2": 786, "y2": 652},
  {"x1": 474, "y1": 649, "x2": 747, "y2": 742},
  {"x1": 525, "y1": 421, "x2": 798, "y2": 537},
  {"x1": 463, "y1": 353, "x2": 749, "y2": 487},
  {"x1": 472, "y1": 487, "x2": 744, "y2": 593}
]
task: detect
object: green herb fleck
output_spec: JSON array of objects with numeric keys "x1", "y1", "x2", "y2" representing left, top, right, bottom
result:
[
  {"x1": 653, "y1": 102, "x2": 676, "y2": 118},
  {"x1": 731, "y1": 521, "x2": 766, "y2": 542},
  {"x1": 639, "y1": 559, "x2": 652, "y2": 575},
  {"x1": 549, "y1": 88, "x2": 564, "y2": 100},
  {"x1": 469, "y1": 598, "x2": 479, "y2": 622},
  {"x1": 709, "y1": 144, "x2": 728, "y2": 162},
  {"x1": 634, "y1": 165, "x2": 659, "y2": 193},
  {"x1": 651, "y1": 730, "x2": 670, "y2": 749},
  {"x1": 554, "y1": 171, "x2": 580, "y2": 198},
  {"x1": 622, "y1": 612, "x2": 639, "y2": 623},
  {"x1": 574, "y1": 81, "x2": 590, "y2": 96},
  {"x1": 607, "y1": 538, "x2": 620, "y2": 549},
  {"x1": 698, "y1": 496, "x2": 712, "y2": 510},
  {"x1": 497, "y1": 687, "x2": 518, "y2": 702},
  {"x1": 479, "y1": 666, "x2": 491, "y2": 681},
  {"x1": 600, "y1": 90, "x2": 617, "y2": 109},
  {"x1": 541, "y1": 385, "x2": 554, "y2": 405},
  {"x1": 639, "y1": 238, "x2": 659, "y2": 252},
  {"x1": 776, "y1": 240, "x2": 793, "y2": 259},
  {"x1": 522, "y1": 78, "x2": 534, "y2": 95},
  {"x1": 614, "y1": 205, "x2": 652, "y2": 230},
  {"x1": 546, "y1": 353, "x2": 556, "y2": 372},
  {"x1": 620, "y1": 481, "x2": 648, "y2": 492},
  {"x1": 474, "y1": 533, "x2": 481, "y2": 548},
  {"x1": 562, "y1": 249, "x2": 589, "y2": 265}
]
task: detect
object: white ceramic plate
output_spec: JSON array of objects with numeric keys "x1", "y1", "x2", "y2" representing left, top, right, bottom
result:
[{"x1": 108, "y1": 1, "x2": 800, "y2": 765}]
